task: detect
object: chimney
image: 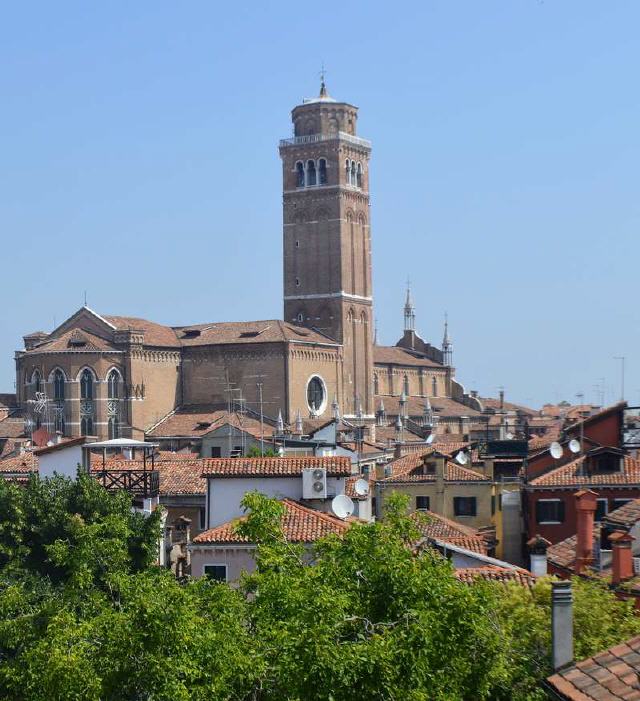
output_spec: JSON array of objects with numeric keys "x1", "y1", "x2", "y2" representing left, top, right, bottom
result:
[
  {"x1": 575, "y1": 489, "x2": 598, "y2": 574},
  {"x1": 552, "y1": 580, "x2": 573, "y2": 670},
  {"x1": 527, "y1": 534, "x2": 552, "y2": 577},
  {"x1": 499, "y1": 389, "x2": 504, "y2": 410},
  {"x1": 610, "y1": 530, "x2": 634, "y2": 585}
]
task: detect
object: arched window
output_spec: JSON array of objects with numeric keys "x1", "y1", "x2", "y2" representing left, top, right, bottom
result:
[
  {"x1": 297, "y1": 311, "x2": 304, "y2": 323},
  {"x1": 108, "y1": 416, "x2": 119, "y2": 440},
  {"x1": 356, "y1": 162, "x2": 363, "y2": 188},
  {"x1": 345, "y1": 159, "x2": 351, "y2": 184},
  {"x1": 80, "y1": 369, "x2": 94, "y2": 400},
  {"x1": 53, "y1": 370, "x2": 65, "y2": 401},
  {"x1": 81, "y1": 417, "x2": 94, "y2": 436},
  {"x1": 306, "y1": 160, "x2": 316, "y2": 186},
  {"x1": 403, "y1": 375, "x2": 410, "y2": 396},
  {"x1": 107, "y1": 370, "x2": 119, "y2": 399},
  {"x1": 350, "y1": 161, "x2": 357, "y2": 186},
  {"x1": 432, "y1": 376, "x2": 438, "y2": 397},
  {"x1": 296, "y1": 161, "x2": 305, "y2": 187},
  {"x1": 318, "y1": 158, "x2": 327, "y2": 185},
  {"x1": 32, "y1": 370, "x2": 42, "y2": 394}
]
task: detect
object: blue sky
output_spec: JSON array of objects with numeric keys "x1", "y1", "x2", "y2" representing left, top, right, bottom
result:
[{"x1": 1, "y1": 1, "x2": 638, "y2": 408}]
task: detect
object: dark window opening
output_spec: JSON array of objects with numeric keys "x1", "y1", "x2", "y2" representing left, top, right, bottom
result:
[
  {"x1": 203, "y1": 564, "x2": 227, "y2": 582},
  {"x1": 80, "y1": 369, "x2": 94, "y2": 400},
  {"x1": 416, "y1": 496, "x2": 430, "y2": 511},
  {"x1": 210, "y1": 446, "x2": 221, "y2": 457},
  {"x1": 306, "y1": 160, "x2": 316, "y2": 186},
  {"x1": 199, "y1": 507, "x2": 207, "y2": 530},
  {"x1": 595, "y1": 499, "x2": 608, "y2": 522},
  {"x1": 53, "y1": 370, "x2": 65, "y2": 401},
  {"x1": 318, "y1": 158, "x2": 327, "y2": 185},
  {"x1": 536, "y1": 499, "x2": 565, "y2": 524},
  {"x1": 454, "y1": 497, "x2": 477, "y2": 517},
  {"x1": 307, "y1": 377, "x2": 325, "y2": 413},
  {"x1": 296, "y1": 162, "x2": 305, "y2": 187}
]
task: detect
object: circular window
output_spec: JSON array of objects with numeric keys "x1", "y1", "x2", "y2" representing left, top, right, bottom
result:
[{"x1": 306, "y1": 376, "x2": 326, "y2": 414}]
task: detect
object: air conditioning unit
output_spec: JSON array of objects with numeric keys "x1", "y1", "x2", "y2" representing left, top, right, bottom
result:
[{"x1": 302, "y1": 467, "x2": 327, "y2": 499}]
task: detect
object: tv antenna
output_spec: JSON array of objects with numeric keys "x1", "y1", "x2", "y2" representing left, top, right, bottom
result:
[{"x1": 331, "y1": 494, "x2": 354, "y2": 520}]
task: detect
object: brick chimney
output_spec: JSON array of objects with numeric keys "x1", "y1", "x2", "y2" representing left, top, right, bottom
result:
[
  {"x1": 574, "y1": 489, "x2": 597, "y2": 574},
  {"x1": 609, "y1": 530, "x2": 634, "y2": 585},
  {"x1": 527, "y1": 534, "x2": 552, "y2": 577}
]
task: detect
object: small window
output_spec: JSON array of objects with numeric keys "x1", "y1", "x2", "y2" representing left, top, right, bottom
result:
[
  {"x1": 199, "y1": 507, "x2": 207, "y2": 530},
  {"x1": 203, "y1": 564, "x2": 227, "y2": 582},
  {"x1": 361, "y1": 465, "x2": 370, "y2": 476},
  {"x1": 296, "y1": 161, "x2": 305, "y2": 187},
  {"x1": 307, "y1": 376, "x2": 325, "y2": 414},
  {"x1": 230, "y1": 446, "x2": 243, "y2": 458},
  {"x1": 612, "y1": 498, "x2": 633, "y2": 512},
  {"x1": 416, "y1": 496, "x2": 430, "y2": 511},
  {"x1": 356, "y1": 162, "x2": 362, "y2": 188},
  {"x1": 32, "y1": 370, "x2": 42, "y2": 394},
  {"x1": 345, "y1": 159, "x2": 351, "y2": 184},
  {"x1": 454, "y1": 497, "x2": 477, "y2": 517},
  {"x1": 491, "y1": 494, "x2": 496, "y2": 516},
  {"x1": 81, "y1": 417, "x2": 94, "y2": 436},
  {"x1": 318, "y1": 158, "x2": 327, "y2": 185},
  {"x1": 350, "y1": 161, "x2": 356, "y2": 186},
  {"x1": 536, "y1": 499, "x2": 565, "y2": 524},
  {"x1": 107, "y1": 370, "x2": 119, "y2": 399},
  {"x1": 297, "y1": 312, "x2": 304, "y2": 323},
  {"x1": 295, "y1": 240, "x2": 300, "y2": 247},
  {"x1": 108, "y1": 417, "x2": 119, "y2": 440},
  {"x1": 295, "y1": 277, "x2": 300, "y2": 286},
  {"x1": 432, "y1": 377, "x2": 438, "y2": 397},
  {"x1": 595, "y1": 498, "x2": 608, "y2": 522},
  {"x1": 210, "y1": 446, "x2": 221, "y2": 458}
]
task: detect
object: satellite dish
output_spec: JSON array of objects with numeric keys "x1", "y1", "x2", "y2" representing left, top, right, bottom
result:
[
  {"x1": 354, "y1": 479, "x2": 369, "y2": 496},
  {"x1": 568, "y1": 439, "x2": 581, "y2": 454},
  {"x1": 455, "y1": 451, "x2": 468, "y2": 465},
  {"x1": 550, "y1": 442, "x2": 563, "y2": 460},
  {"x1": 426, "y1": 433, "x2": 435, "y2": 445},
  {"x1": 331, "y1": 494, "x2": 355, "y2": 520},
  {"x1": 505, "y1": 432, "x2": 514, "y2": 440}
]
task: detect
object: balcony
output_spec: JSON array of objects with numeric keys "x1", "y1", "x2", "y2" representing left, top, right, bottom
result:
[
  {"x1": 279, "y1": 131, "x2": 372, "y2": 150},
  {"x1": 94, "y1": 469, "x2": 160, "y2": 498}
]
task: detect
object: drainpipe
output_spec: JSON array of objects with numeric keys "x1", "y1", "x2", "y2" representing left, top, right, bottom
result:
[{"x1": 552, "y1": 580, "x2": 573, "y2": 670}]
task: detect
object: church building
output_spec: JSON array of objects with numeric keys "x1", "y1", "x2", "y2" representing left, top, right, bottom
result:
[{"x1": 12, "y1": 81, "x2": 481, "y2": 442}]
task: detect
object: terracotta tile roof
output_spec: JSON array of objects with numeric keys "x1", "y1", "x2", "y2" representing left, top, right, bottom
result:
[
  {"x1": 478, "y1": 397, "x2": 537, "y2": 416},
  {"x1": 528, "y1": 455, "x2": 640, "y2": 488},
  {"x1": 455, "y1": 566, "x2": 535, "y2": 588},
  {"x1": 371, "y1": 424, "x2": 425, "y2": 444},
  {"x1": 382, "y1": 455, "x2": 488, "y2": 484},
  {"x1": 28, "y1": 328, "x2": 119, "y2": 352},
  {"x1": 147, "y1": 405, "x2": 276, "y2": 439},
  {"x1": 0, "y1": 438, "x2": 19, "y2": 459},
  {"x1": 0, "y1": 394, "x2": 17, "y2": 410},
  {"x1": 528, "y1": 427, "x2": 562, "y2": 453},
  {"x1": 174, "y1": 320, "x2": 337, "y2": 347},
  {"x1": 547, "y1": 499, "x2": 640, "y2": 572},
  {"x1": 546, "y1": 635, "x2": 640, "y2": 700},
  {"x1": 605, "y1": 498, "x2": 640, "y2": 530},
  {"x1": 91, "y1": 456, "x2": 206, "y2": 495},
  {"x1": 192, "y1": 498, "x2": 351, "y2": 544},
  {"x1": 201, "y1": 456, "x2": 352, "y2": 478},
  {"x1": 376, "y1": 394, "x2": 482, "y2": 419},
  {"x1": 374, "y1": 345, "x2": 443, "y2": 368},
  {"x1": 103, "y1": 315, "x2": 180, "y2": 347},
  {"x1": 412, "y1": 511, "x2": 488, "y2": 554},
  {"x1": 0, "y1": 451, "x2": 38, "y2": 475},
  {"x1": 0, "y1": 412, "x2": 27, "y2": 439}
]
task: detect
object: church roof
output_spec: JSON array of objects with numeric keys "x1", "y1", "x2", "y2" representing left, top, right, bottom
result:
[
  {"x1": 104, "y1": 315, "x2": 180, "y2": 347},
  {"x1": 174, "y1": 320, "x2": 337, "y2": 346},
  {"x1": 29, "y1": 328, "x2": 120, "y2": 352},
  {"x1": 147, "y1": 405, "x2": 277, "y2": 439},
  {"x1": 375, "y1": 394, "x2": 482, "y2": 418},
  {"x1": 374, "y1": 345, "x2": 443, "y2": 368}
]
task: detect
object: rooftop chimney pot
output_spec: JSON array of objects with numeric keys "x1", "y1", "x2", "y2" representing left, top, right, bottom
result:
[{"x1": 552, "y1": 580, "x2": 573, "y2": 670}]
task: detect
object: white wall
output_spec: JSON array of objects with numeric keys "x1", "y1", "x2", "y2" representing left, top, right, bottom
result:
[
  {"x1": 207, "y1": 476, "x2": 346, "y2": 528},
  {"x1": 39, "y1": 445, "x2": 83, "y2": 480}
]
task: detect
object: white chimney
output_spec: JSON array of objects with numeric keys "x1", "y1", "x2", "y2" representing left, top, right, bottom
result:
[{"x1": 552, "y1": 581, "x2": 573, "y2": 670}]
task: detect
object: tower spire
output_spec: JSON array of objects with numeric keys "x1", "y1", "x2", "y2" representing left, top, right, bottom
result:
[
  {"x1": 404, "y1": 278, "x2": 415, "y2": 332},
  {"x1": 442, "y1": 312, "x2": 453, "y2": 366},
  {"x1": 319, "y1": 64, "x2": 328, "y2": 98}
]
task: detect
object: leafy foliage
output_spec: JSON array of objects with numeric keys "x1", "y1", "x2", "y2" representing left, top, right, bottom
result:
[{"x1": 1, "y1": 479, "x2": 640, "y2": 700}]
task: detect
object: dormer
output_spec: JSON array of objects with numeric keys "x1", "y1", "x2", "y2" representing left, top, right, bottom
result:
[
  {"x1": 583, "y1": 446, "x2": 625, "y2": 476},
  {"x1": 23, "y1": 332, "x2": 48, "y2": 350}
]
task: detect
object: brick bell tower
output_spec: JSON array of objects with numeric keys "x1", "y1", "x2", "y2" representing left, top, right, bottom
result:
[{"x1": 279, "y1": 79, "x2": 374, "y2": 417}]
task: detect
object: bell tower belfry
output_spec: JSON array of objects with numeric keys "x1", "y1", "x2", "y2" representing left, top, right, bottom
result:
[{"x1": 279, "y1": 81, "x2": 374, "y2": 416}]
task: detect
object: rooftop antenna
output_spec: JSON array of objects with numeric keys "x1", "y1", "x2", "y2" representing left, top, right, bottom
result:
[
  {"x1": 83, "y1": 290, "x2": 87, "y2": 307},
  {"x1": 331, "y1": 494, "x2": 354, "y2": 520}
]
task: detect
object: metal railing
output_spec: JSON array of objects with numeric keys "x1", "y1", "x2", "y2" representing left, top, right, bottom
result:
[
  {"x1": 279, "y1": 131, "x2": 372, "y2": 150},
  {"x1": 95, "y1": 469, "x2": 160, "y2": 498}
]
